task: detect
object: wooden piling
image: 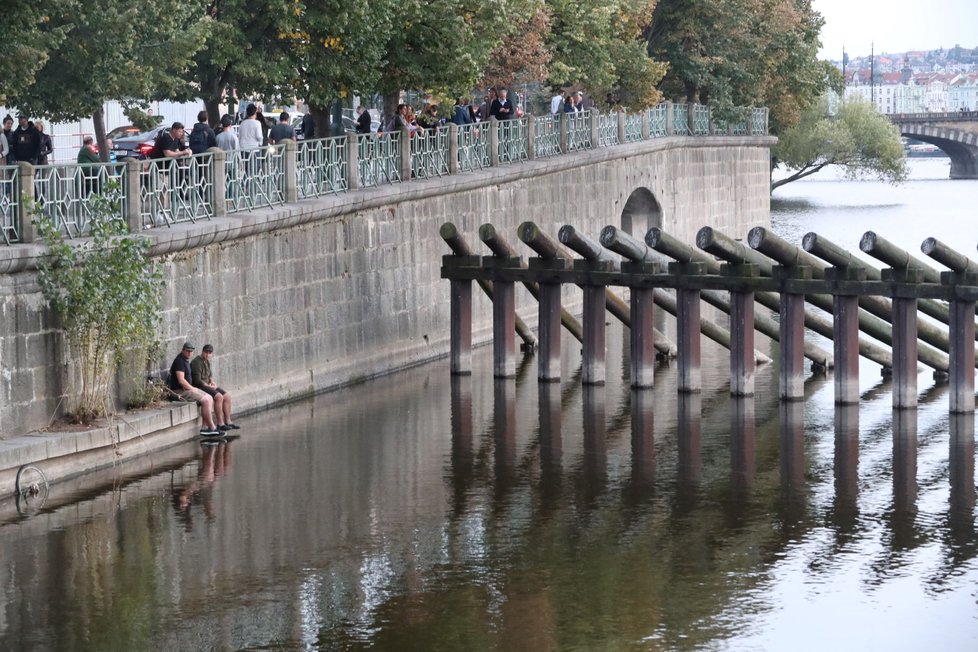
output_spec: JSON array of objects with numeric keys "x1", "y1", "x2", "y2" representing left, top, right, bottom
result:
[
  {"x1": 777, "y1": 266, "x2": 808, "y2": 400},
  {"x1": 492, "y1": 272, "x2": 517, "y2": 378},
  {"x1": 449, "y1": 278, "x2": 473, "y2": 375},
  {"x1": 891, "y1": 294, "x2": 919, "y2": 409},
  {"x1": 725, "y1": 264, "x2": 757, "y2": 397}
]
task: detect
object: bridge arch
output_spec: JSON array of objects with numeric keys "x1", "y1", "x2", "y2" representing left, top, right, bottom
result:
[
  {"x1": 620, "y1": 187, "x2": 663, "y2": 237},
  {"x1": 898, "y1": 124, "x2": 978, "y2": 179}
]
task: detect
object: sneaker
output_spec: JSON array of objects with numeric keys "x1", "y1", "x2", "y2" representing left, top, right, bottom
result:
[
  {"x1": 200, "y1": 428, "x2": 221, "y2": 437},
  {"x1": 219, "y1": 424, "x2": 231, "y2": 432},
  {"x1": 226, "y1": 423, "x2": 241, "y2": 430}
]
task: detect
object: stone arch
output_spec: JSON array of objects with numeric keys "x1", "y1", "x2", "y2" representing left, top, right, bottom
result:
[
  {"x1": 620, "y1": 187, "x2": 663, "y2": 238},
  {"x1": 898, "y1": 124, "x2": 978, "y2": 179}
]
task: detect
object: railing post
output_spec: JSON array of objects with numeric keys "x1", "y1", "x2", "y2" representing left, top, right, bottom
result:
[
  {"x1": 617, "y1": 111, "x2": 626, "y2": 144},
  {"x1": 207, "y1": 148, "x2": 226, "y2": 220},
  {"x1": 447, "y1": 124, "x2": 459, "y2": 174},
  {"x1": 526, "y1": 115, "x2": 536, "y2": 161},
  {"x1": 346, "y1": 134, "x2": 360, "y2": 190},
  {"x1": 489, "y1": 118, "x2": 500, "y2": 167},
  {"x1": 283, "y1": 139, "x2": 298, "y2": 203},
  {"x1": 641, "y1": 109, "x2": 651, "y2": 140},
  {"x1": 559, "y1": 113, "x2": 569, "y2": 153},
  {"x1": 16, "y1": 162, "x2": 37, "y2": 243},
  {"x1": 588, "y1": 111, "x2": 599, "y2": 149},
  {"x1": 400, "y1": 128, "x2": 412, "y2": 180},
  {"x1": 664, "y1": 101, "x2": 674, "y2": 135}
]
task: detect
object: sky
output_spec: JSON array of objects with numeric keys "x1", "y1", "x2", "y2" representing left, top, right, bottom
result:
[{"x1": 812, "y1": 0, "x2": 978, "y2": 60}]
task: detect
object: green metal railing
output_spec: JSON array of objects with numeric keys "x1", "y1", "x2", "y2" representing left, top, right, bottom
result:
[
  {"x1": 1, "y1": 165, "x2": 21, "y2": 244},
  {"x1": 298, "y1": 137, "x2": 347, "y2": 198},
  {"x1": 624, "y1": 113, "x2": 643, "y2": 142},
  {"x1": 358, "y1": 133, "x2": 401, "y2": 187},
  {"x1": 411, "y1": 129, "x2": 451, "y2": 179},
  {"x1": 567, "y1": 111, "x2": 592, "y2": 151},
  {"x1": 497, "y1": 118, "x2": 528, "y2": 164},
  {"x1": 534, "y1": 115, "x2": 561, "y2": 158},
  {"x1": 0, "y1": 102, "x2": 770, "y2": 244},
  {"x1": 456, "y1": 123, "x2": 490, "y2": 171},
  {"x1": 225, "y1": 147, "x2": 285, "y2": 215},
  {"x1": 34, "y1": 162, "x2": 127, "y2": 236},
  {"x1": 597, "y1": 113, "x2": 619, "y2": 147}
]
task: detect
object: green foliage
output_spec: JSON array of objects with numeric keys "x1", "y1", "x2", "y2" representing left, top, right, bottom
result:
[
  {"x1": 647, "y1": 0, "x2": 826, "y2": 131},
  {"x1": 123, "y1": 105, "x2": 164, "y2": 132},
  {"x1": 0, "y1": 0, "x2": 72, "y2": 105},
  {"x1": 34, "y1": 186, "x2": 164, "y2": 422},
  {"x1": 546, "y1": 0, "x2": 666, "y2": 109},
  {"x1": 772, "y1": 98, "x2": 908, "y2": 191}
]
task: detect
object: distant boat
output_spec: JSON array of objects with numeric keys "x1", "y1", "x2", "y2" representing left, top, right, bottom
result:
[{"x1": 904, "y1": 143, "x2": 947, "y2": 158}]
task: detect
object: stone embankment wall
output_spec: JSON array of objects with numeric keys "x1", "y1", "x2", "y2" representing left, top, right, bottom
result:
[{"x1": 0, "y1": 136, "x2": 774, "y2": 437}]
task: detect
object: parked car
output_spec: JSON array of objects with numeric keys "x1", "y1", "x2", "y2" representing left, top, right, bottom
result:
[
  {"x1": 105, "y1": 125, "x2": 143, "y2": 142},
  {"x1": 111, "y1": 126, "x2": 186, "y2": 160}
]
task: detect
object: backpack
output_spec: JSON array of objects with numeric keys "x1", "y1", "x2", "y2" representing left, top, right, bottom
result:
[{"x1": 188, "y1": 125, "x2": 210, "y2": 154}]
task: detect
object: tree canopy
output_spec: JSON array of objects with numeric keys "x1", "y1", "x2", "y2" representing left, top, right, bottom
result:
[{"x1": 772, "y1": 98, "x2": 908, "y2": 191}]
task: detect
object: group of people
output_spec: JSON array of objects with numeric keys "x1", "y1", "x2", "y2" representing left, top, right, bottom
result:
[
  {"x1": 550, "y1": 89, "x2": 587, "y2": 115},
  {"x1": 169, "y1": 342, "x2": 240, "y2": 437},
  {"x1": 2, "y1": 113, "x2": 53, "y2": 165}
]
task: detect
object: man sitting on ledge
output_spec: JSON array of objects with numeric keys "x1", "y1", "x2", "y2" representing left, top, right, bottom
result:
[
  {"x1": 191, "y1": 343, "x2": 240, "y2": 432},
  {"x1": 169, "y1": 341, "x2": 220, "y2": 436}
]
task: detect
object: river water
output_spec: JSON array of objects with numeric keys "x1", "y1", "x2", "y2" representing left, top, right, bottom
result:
[{"x1": 2, "y1": 160, "x2": 977, "y2": 651}]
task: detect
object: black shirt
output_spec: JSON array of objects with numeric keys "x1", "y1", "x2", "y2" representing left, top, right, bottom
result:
[
  {"x1": 169, "y1": 354, "x2": 192, "y2": 391},
  {"x1": 153, "y1": 131, "x2": 187, "y2": 158},
  {"x1": 11, "y1": 125, "x2": 41, "y2": 164}
]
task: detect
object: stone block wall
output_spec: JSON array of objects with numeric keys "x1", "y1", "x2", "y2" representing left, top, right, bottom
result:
[{"x1": 0, "y1": 136, "x2": 773, "y2": 437}]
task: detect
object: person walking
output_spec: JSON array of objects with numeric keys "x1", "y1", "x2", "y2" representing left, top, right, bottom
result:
[
  {"x1": 36, "y1": 121, "x2": 53, "y2": 165},
  {"x1": 356, "y1": 106, "x2": 372, "y2": 134},
  {"x1": 238, "y1": 104, "x2": 263, "y2": 150},
  {"x1": 188, "y1": 111, "x2": 217, "y2": 154}
]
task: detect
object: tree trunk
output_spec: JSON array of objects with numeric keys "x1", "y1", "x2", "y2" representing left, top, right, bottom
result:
[
  {"x1": 382, "y1": 90, "x2": 401, "y2": 132},
  {"x1": 93, "y1": 106, "x2": 109, "y2": 164},
  {"x1": 205, "y1": 96, "x2": 223, "y2": 129},
  {"x1": 308, "y1": 103, "x2": 330, "y2": 139}
]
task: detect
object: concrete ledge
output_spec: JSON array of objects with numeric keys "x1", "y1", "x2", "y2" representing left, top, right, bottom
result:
[{"x1": 0, "y1": 402, "x2": 201, "y2": 497}]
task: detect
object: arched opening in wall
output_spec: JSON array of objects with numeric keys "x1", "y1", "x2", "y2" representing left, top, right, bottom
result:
[{"x1": 620, "y1": 187, "x2": 663, "y2": 238}]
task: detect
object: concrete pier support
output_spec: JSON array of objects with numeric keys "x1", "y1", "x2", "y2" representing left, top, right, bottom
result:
[
  {"x1": 833, "y1": 295, "x2": 861, "y2": 405},
  {"x1": 949, "y1": 298, "x2": 976, "y2": 413},
  {"x1": 729, "y1": 290, "x2": 756, "y2": 397},
  {"x1": 492, "y1": 278, "x2": 517, "y2": 378},
  {"x1": 629, "y1": 287, "x2": 655, "y2": 388},
  {"x1": 582, "y1": 285, "x2": 607, "y2": 385},
  {"x1": 891, "y1": 297, "x2": 919, "y2": 409},
  {"x1": 537, "y1": 281, "x2": 563, "y2": 382},
  {"x1": 676, "y1": 285, "x2": 702, "y2": 393},
  {"x1": 779, "y1": 291, "x2": 807, "y2": 400},
  {"x1": 449, "y1": 279, "x2": 472, "y2": 375}
]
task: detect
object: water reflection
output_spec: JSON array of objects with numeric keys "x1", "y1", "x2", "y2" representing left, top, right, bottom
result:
[{"x1": 171, "y1": 441, "x2": 234, "y2": 531}]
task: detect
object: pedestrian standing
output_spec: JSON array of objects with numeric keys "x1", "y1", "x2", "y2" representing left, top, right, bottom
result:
[{"x1": 36, "y1": 121, "x2": 53, "y2": 165}]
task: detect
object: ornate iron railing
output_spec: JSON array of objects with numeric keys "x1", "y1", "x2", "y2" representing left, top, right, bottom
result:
[
  {"x1": 497, "y1": 118, "x2": 528, "y2": 164},
  {"x1": 225, "y1": 146, "x2": 285, "y2": 215},
  {"x1": 624, "y1": 113, "x2": 644, "y2": 142},
  {"x1": 648, "y1": 105, "x2": 667, "y2": 137},
  {"x1": 1, "y1": 102, "x2": 771, "y2": 245},
  {"x1": 672, "y1": 103, "x2": 691, "y2": 135},
  {"x1": 692, "y1": 105, "x2": 711, "y2": 135},
  {"x1": 534, "y1": 115, "x2": 561, "y2": 158},
  {"x1": 597, "y1": 113, "x2": 619, "y2": 147},
  {"x1": 1, "y1": 165, "x2": 22, "y2": 244},
  {"x1": 297, "y1": 137, "x2": 347, "y2": 198},
  {"x1": 567, "y1": 111, "x2": 592, "y2": 151},
  {"x1": 34, "y1": 162, "x2": 127, "y2": 236},
  {"x1": 456, "y1": 123, "x2": 490, "y2": 171},
  {"x1": 751, "y1": 108, "x2": 769, "y2": 135},
  {"x1": 358, "y1": 133, "x2": 401, "y2": 187},
  {"x1": 411, "y1": 128, "x2": 451, "y2": 179}
]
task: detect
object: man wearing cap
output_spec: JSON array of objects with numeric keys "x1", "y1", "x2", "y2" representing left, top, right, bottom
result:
[
  {"x1": 169, "y1": 342, "x2": 220, "y2": 436},
  {"x1": 190, "y1": 344, "x2": 239, "y2": 432}
]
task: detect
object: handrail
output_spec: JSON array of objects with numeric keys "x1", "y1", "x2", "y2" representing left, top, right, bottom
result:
[{"x1": 2, "y1": 101, "x2": 770, "y2": 242}]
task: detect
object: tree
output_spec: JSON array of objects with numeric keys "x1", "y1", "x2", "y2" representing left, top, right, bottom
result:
[
  {"x1": 646, "y1": 0, "x2": 826, "y2": 131},
  {"x1": 481, "y1": 7, "x2": 553, "y2": 91},
  {"x1": 771, "y1": 98, "x2": 908, "y2": 191},
  {"x1": 0, "y1": 0, "x2": 71, "y2": 105},
  {"x1": 547, "y1": 0, "x2": 666, "y2": 109},
  {"x1": 34, "y1": 188, "x2": 164, "y2": 422},
  {"x1": 9, "y1": 0, "x2": 209, "y2": 161}
]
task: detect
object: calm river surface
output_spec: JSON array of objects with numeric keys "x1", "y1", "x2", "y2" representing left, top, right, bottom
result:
[{"x1": 2, "y1": 160, "x2": 978, "y2": 651}]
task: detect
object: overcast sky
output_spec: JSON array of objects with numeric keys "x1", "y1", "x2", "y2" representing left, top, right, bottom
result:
[{"x1": 813, "y1": 0, "x2": 978, "y2": 59}]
